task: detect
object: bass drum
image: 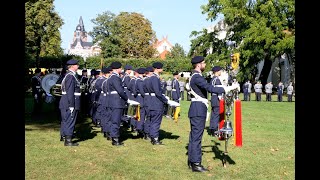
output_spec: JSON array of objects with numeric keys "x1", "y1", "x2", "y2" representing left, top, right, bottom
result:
[
  {"x1": 41, "y1": 73, "x2": 60, "y2": 102},
  {"x1": 41, "y1": 73, "x2": 59, "y2": 95}
]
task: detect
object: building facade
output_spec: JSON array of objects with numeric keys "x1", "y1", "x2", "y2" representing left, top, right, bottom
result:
[
  {"x1": 153, "y1": 35, "x2": 173, "y2": 59},
  {"x1": 67, "y1": 16, "x2": 101, "y2": 60}
]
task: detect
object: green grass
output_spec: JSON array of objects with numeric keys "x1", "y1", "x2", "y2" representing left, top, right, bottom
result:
[{"x1": 25, "y1": 93, "x2": 294, "y2": 180}]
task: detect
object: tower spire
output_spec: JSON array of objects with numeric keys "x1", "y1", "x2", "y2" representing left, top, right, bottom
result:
[{"x1": 79, "y1": 16, "x2": 85, "y2": 31}]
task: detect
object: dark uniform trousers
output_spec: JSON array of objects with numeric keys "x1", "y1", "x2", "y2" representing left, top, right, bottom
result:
[
  {"x1": 188, "y1": 102, "x2": 207, "y2": 163},
  {"x1": 60, "y1": 109, "x2": 79, "y2": 136}
]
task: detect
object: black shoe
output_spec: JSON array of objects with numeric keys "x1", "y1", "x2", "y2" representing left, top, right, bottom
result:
[
  {"x1": 112, "y1": 138, "x2": 124, "y2": 146},
  {"x1": 151, "y1": 137, "x2": 163, "y2": 145},
  {"x1": 188, "y1": 160, "x2": 192, "y2": 169},
  {"x1": 60, "y1": 135, "x2": 65, "y2": 141},
  {"x1": 191, "y1": 163, "x2": 209, "y2": 172},
  {"x1": 64, "y1": 136, "x2": 79, "y2": 146},
  {"x1": 144, "y1": 134, "x2": 151, "y2": 141},
  {"x1": 104, "y1": 132, "x2": 111, "y2": 141},
  {"x1": 137, "y1": 131, "x2": 144, "y2": 139}
]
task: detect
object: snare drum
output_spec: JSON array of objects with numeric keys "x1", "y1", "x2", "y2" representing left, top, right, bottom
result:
[
  {"x1": 126, "y1": 99, "x2": 140, "y2": 120},
  {"x1": 166, "y1": 101, "x2": 180, "y2": 122}
]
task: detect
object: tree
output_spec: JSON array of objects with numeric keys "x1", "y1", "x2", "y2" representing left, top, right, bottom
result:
[
  {"x1": 166, "y1": 43, "x2": 186, "y2": 59},
  {"x1": 25, "y1": 0, "x2": 64, "y2": 67},
  {"x1": 89, "y1": 11, "x2": 122, "y2": 58},
  {"x1": 89, "y1": 11, "x2": 156, "y2": 59},
  {"x1": 190, "y1": 0, "x2": 295, "y2": 84}
]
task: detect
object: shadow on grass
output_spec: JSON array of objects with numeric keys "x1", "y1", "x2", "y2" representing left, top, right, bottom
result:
[
  {"x1": 184, "y1": 139, "x2": 236, "y2": 167},
  {"x1": 73, "y1": 120, "x2": 98, "y2": 143},
  {"x1": 203, "y1": 140, "x2": 236, "y2": 166},
  {"x1": 159, "y1": 129, "x2": 180, "y2": 140}
]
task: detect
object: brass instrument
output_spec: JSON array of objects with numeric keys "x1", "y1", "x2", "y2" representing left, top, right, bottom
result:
[{"x1": 50, "y1": 84, "x2": 85, "y2": 97}]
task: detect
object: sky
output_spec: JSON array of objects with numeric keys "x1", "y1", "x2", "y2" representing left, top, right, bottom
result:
[{"x1": 54, "y1": 0, "x2": 223, "y2": 54}]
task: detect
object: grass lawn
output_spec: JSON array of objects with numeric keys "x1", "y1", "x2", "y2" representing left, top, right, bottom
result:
[{"x1": 25, "y1": 93, "x2": 295, "y2": 179}]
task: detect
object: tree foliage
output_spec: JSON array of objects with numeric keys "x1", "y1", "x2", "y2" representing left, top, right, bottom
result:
[
  {"x1": 166, "y1": 43, "x2": 186, "y2": 59},
  {"x1": 89, "y1": 11, "x2": 156, "y2": 59},
  {"x1": 189, "y1": 0, "x2": 295, "y2": 84},
  {"x1": 25, "y1": 0, "x2": 64, "y2": 67}
]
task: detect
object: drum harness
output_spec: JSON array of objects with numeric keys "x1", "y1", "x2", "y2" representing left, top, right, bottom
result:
[
  {"x1": 106, "y1": 73, "x2": 121, "y2": 95},
  {"x1": 188, "y1": 72, "x2": 209, "y2": 109},
  {"x1": 61, "y1": 71, "x2": 81, "y2": 96}
]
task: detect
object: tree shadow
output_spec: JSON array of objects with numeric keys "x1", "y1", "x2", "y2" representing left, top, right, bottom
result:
[{"x1": 159, "y1": 129, "x2": 180, "y2": 141}]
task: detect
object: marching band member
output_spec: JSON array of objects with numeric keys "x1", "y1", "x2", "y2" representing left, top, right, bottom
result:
[
  {"x1": 59, "y1": 59, "x2": 81, "y2": 146},
  {"x1": 134, "y1": 68, "x2": 147, "y2": 138},
  {"x1": 187, "y1": 56, "x2": 236, "y2": 172},
  {"x1": 80, "y1": 69, "x2": 89, "y2": 116},
  {"x1": 209, "y1": 66, "x2": 224, "y2": 136},
  {"x1": 127, "y1": 68, "x2": 139, "y2": 132},
  {"x1": 97, "y1": 66, "x2": 113, "y2": 140},
  {"x1": 121, "y1": 64, "x2": 133, "y2": 129},
  {"x1": 89, "y1": 70, "x2": 101, "y2": 126},
  {"x1": 31, "y1": 68, "x2": 43, "y2": 116},
  {"x1": 106, "y1": 62, "x2": 128, "y2": 146},
  {"x1": 171, "y1": 71, "x2": 181, "y2": 103},
  {"x1": 142, "y1": 66, "x2": 153, "y2": 140},
  {"x1": 146, "y1": 62, "x2": 168, "y2": 145},
  {"x1": 93, "y1": 67, "x2": 109, "y2": 127}
]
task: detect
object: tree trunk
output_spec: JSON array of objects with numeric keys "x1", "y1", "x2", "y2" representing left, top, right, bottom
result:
[
  {"x1": 259, "y1": 56, "x2": 272, "y2": 86},
  {"x1": 35, "y1": 36, "x2": 41, "y2": 68}
]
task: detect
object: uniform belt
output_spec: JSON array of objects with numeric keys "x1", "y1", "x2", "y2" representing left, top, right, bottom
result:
[
  {"x1": 36, "y1": 86, "x2": 41, "y2": 88},
  {"x1": 150, "y1": 93, "x2": 156, "y2": 96},
  {"x1": 61, "y1": 92, "x2": 81, "y2": 96},
  {"x1": 103, "y1": 93, "x2": 107, "y2": 96},
  {"x1": 137, "y1": 93, "x2": 141, "y2": 96},
  {"x1": 191, "y1": 97, "x2": 209, "y2": 109},
  {"x1": 124, "y1": 87, "x2": 128, "y2": 89},
  {"x1": 145, "y1": 93, "x2": 150, "y2": 96},
  {"x1": 109, "y1": 91, "x2": 118, "y2": 94},
  {"x1": 172, "y1": 89, "x2": 176, "y2": 91}
]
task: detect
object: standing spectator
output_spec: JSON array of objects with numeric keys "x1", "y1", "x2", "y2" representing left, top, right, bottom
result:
[
  {"x1": 277, "y1": 81, "x2": 284, "y2": 102},
  {"x1": 265, "y1": 81, "x2": 273, "y2": 101},
  {"x1": 242, "y1": 81, "x2": 249, "y2": 101},
  {"x1": 254, "y1": 80, "x2": 263, "y2": 101},
  {"x1": 287, "y1": 82, "x2": 294, "y2": 102},
  {"x1": 31, "y1": 68, "x2": 44, "y2": 117},
  {"x1": 247, "y1": 80, "x2": 252, "y2": 101}
]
